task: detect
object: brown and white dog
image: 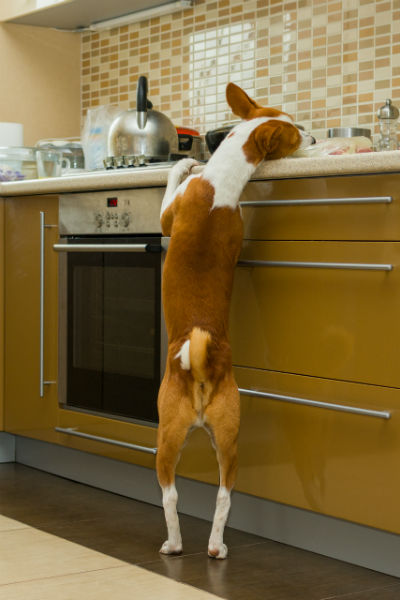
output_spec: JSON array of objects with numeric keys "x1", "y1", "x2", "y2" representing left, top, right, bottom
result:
[{"x1": 156, "y1": 83, "x2": 311, "y2": 559}]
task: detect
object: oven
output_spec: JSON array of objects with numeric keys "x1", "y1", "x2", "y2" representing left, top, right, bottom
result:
[{"x1": 54, "y1": 189, "x2": 167, "y2": 425}]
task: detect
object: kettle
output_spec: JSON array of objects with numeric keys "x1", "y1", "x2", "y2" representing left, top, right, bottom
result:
[{"x1": 108, "y1": 76, "x2": 178, "y2": 161}]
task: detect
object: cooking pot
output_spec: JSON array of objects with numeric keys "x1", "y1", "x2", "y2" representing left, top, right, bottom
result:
[
  {"x1": 108, "y1": 76, "x2": 179, "y2": 161},
  {"x1": 177, "y1": 127, "x2": 205, "y2": 160},
  {"x1": 205, "y1": 123, "x2": 240, "y2": 153}
]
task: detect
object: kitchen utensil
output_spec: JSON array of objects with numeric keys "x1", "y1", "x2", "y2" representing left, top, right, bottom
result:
[
  {"x1": 205, "y1": 123, "x2": 238, "y2": 153},
  {"x1": 176, "y1": 127, "x2": 205, "y2": 160},
  {"x1": 36, "y1": 149, "x2": 70, "y2": 178},
  {"x1": 36, "y1": 138, "x2": 85, "y2": 170},
  {"x1": 0, "y1": 146, "x2": 36, "y2": 180},
  {"x1": 376, "y1": 99, "x2": 399, "y2": 151},
  {"x1": 108, "y1": 76, "x2": 179, "y2": 162},
  {"x1": 328, "y1": 127, "x2": 372, "y2": 139}
]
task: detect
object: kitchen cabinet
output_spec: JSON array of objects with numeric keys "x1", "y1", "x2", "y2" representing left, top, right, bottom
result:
[
  {"x1": 234, "y1": 366, "x2": 398, "y2": 534},
  {"x1": 226, "y1": 172, "x2": 400, "y2": 534},
  {"x1": 231, "y1": 240, "x2": 397, "y2": 387},
  {"x1": 4, "y1": 196, "x2": 59, "y2": 440},
  {"x1": 240, "y1": 174, "x2": 400, "y2": 241},
  {"x1": 1, "y1": 0, "x2": 183, "y2": 29}
]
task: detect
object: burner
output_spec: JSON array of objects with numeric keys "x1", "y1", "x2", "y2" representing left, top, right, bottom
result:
[{"x1": 103, "y1": 154, "x2": 187, "y2": 169}]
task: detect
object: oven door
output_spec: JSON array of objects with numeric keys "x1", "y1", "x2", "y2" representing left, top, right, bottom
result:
[{"x1": 56, "y1": 236, "x2": 164, "y2": 424}]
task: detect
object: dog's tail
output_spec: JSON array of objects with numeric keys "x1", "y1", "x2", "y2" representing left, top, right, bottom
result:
[{"x1": 189, "y1": 327, "x2": 211, "y2": 383}]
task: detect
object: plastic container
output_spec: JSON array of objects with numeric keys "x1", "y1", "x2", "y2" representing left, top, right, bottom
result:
[{"x1": 0, "y1": 147, "x2": 37, "y2": 181}]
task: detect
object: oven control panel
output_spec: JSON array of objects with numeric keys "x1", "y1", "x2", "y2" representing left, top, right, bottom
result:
[{"x1": 59, "y1": 189, "x2": 164, "y2": 235}]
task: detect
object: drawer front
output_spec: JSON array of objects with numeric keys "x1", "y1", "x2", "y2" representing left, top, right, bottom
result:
[
  {"x1": 230, "y1": 240, "x2": 399, "y2": 388},
  {"x1": 56, "y1": 409, "x2": 158, "y2": 469},
  {"x1": 56, "y1": 408, "x2": 220, "y2": 483},
  {"x1": 234, "y1": 366, "x2": 400, "y2": 533},
  {"x1": 240, "y1": 174, "x2": 399, "y2": 241}
]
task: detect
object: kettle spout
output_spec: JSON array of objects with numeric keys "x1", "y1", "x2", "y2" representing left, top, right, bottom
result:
[{"x1": 137, "y1": 111, "x2": 147, "y2": 130}]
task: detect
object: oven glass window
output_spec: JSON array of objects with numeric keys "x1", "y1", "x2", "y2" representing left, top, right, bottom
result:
[{"x1": 66, "y1": 238, "x2": 161, "y2": 423}]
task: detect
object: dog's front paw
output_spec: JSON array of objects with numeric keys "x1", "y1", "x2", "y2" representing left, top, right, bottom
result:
[
  {"x1": 160, "y1": 540, "x2": 183, "y2": 555},
  {"x1": 208, "y1": 543, "x2": 228, "y2": 560},
  {"x1": 175, "y1": 157, "x2": 200, "y2": 180}
]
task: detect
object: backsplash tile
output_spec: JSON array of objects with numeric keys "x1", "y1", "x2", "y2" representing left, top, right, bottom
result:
[{"x1": 81, "y1": 0, "x2": 400, "y2": 142}]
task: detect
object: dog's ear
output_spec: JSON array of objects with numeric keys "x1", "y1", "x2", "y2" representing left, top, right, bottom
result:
[
  {"x1": 243, "y1": 121, "x2": 301, "y2": 163},
  {"x1": 226, "y1": 83, "x2": 261, "y2": 119}
]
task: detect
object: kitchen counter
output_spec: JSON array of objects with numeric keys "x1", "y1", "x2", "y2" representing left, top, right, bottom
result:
[{"x1": 1, "y1": 150, "x2": 400, "y2": 196}]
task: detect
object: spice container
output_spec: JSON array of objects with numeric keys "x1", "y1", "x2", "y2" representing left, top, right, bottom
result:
[{"x1": 376, "y1": 99, "x2": 399, "y2": 151}]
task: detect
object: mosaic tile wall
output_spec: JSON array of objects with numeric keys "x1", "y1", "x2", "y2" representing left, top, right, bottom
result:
[{"x1": 81, "y1": 0, "x2": 400, "y2": 142}]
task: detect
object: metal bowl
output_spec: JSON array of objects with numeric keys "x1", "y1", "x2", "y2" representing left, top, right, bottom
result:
[{"x1": 327, "y1": 127, "x2": 371, "y2": 139}]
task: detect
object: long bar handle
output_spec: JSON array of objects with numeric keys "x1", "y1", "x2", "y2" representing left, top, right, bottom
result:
[
  {"x1": 237, "y1": 259, "x2": 393, "y2": 271},
  {"x1": 53, "y1": 243, "x2": 161, "y2": 253},
  {"x1": 55, "y1": 427, "x2": 158, "y2": 454},
  {"x1": 240, "y1": 196, "x2": 393, "y2": 207},
  {"x1": 239, "y1": 387, "x2": 391, "y2": 419},
  {"x1": 40, "y1": 213, "x2": 57, "y2": 397}
]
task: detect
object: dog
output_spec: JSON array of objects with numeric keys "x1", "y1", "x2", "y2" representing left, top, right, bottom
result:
[{"x1": 156, "y1": 82, "x2": 311, "y2": 559}]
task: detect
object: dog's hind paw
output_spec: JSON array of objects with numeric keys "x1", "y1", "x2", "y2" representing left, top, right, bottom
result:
[
  {"x1": 160, "y1": 540, "x2": 183, "y2": 555},
  {"x1": 208, "y1": 543, "x2": 228, "y2": 560}
]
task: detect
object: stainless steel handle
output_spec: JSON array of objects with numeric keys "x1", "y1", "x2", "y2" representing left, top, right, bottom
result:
[
  {"x1": 239, "y1": 387, "x2": 391, "y2": 419},
  {"x1": 237, "y1": 260, "x2": 393, "y2": 271},
  {"x1": 53, "y1": 243, "x2": 158, "y2": 253},
  {"x1": 240, "y1": 196, "x2": 393, "y2": 207},
  {"x1": 40, "y1": 212, "x2": 57, "y2": 397},
  {"x1": 55, "y1": 427, "x2": 158, "y2": 454}
]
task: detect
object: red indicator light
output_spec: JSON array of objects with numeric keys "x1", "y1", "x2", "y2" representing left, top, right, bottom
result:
[{"x1": 107, "y1": 197, "x2": 118, "y2": 207}]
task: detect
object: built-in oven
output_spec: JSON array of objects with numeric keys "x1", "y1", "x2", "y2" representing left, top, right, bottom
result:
[{"x1": 54, "y1": 188, "x2": 167, "y2": 425}]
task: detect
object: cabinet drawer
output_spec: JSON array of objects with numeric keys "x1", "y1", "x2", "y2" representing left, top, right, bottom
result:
[
  {"x1": 230, "y1": 240, "x2": 399, "y2": 388},
  {"x1": 56, "y1": 409, "x2": 220, "y2": 483},
  {"x1": 56, "y1": 409, "x2": 158, "y2": 469},
  {"x1": 234, "y1": 366, "x2": 399, "y2": 533},
  {"x1": 240, "y1": 174, "x2": 399, "y2": 241}
]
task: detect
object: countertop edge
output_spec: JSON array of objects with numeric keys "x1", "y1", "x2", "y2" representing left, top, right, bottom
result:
[{"x1": 1, "y1": 152, "x2": 400, "y2": 196}]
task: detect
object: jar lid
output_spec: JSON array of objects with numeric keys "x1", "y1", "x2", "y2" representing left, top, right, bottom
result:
[{"x1": 377, "y1": 99, "x2": 399, "y2": 120}]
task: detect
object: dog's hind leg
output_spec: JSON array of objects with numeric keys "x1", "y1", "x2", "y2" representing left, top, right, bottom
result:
[
  {"x1": 204, "y1": 376, "x2": 240, "y2": 559},
  {"x1": 156, "y1": 377, "x2": 196, "y2": 555}
]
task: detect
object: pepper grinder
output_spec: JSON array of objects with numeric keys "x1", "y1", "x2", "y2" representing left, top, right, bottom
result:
[{"x1": 376, "y1": 99, "x2": 399, "y2": 151}]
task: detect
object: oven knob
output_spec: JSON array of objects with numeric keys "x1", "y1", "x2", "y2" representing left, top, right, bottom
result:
[
  {"x1": 121, "y1": 212, "x2": 131, "y2": 227},
  {"x1": 95, "y1": 213, "x2": 104, "y2": 228}
]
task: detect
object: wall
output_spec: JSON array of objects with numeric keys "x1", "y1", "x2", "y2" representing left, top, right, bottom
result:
[
  {"x1": 81, "y1": 0, "x2": 400, "y2": 142},
  {"x1": 0, "y1": 23, "x2": 81, "y2": 146}
]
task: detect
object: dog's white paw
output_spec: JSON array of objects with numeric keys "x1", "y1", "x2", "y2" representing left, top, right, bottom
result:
[
  {"x1": 160, "y1": 540, "x2": 183, "y2": 555},
  {"x1": 208, "y1": 543, "x2": 228, "y2": 560},
  {"x1": 174, "y1": 157, "x2": 200, "y2": 180}
]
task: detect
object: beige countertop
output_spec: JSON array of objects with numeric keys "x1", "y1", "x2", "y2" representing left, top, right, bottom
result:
[{"x1": 1, "y1": 151, "x2": 400, "y2": 196}]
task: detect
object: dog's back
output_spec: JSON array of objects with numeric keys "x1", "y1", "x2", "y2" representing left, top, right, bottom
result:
[{"x1": 162, "y1": 175, "x2": 243, "y2": 378}]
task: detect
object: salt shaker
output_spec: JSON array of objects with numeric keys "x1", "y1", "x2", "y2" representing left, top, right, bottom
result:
[{"x1": 376, "y1": 99, "x2": 399, "y2": 151}]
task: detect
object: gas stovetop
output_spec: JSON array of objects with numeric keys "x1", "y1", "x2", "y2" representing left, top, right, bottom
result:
[{"x1": 103, "y1": 154, "x2": 189, "y2": 170}]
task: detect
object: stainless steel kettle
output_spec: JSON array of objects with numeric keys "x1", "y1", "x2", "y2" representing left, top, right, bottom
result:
[{"x1": 108, "y1": 76, "x2": 178, "y2": 161}]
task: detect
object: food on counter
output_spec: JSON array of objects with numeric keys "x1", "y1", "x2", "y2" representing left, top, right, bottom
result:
[
  {"x1": 293, "y1": 136, "x2": 373, "y2": 157},
  {"x1": 0, "y1": 164, "x2": 25, "y2": 181}
]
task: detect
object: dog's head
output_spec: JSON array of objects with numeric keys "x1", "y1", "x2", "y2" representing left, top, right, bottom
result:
[{"x1": 226, "y1": 82, "x2": 312, "y2": 164}]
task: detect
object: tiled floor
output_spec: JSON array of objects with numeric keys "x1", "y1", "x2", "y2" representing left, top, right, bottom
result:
[{"x1": 0, "y1": 463, "x2": 399, "y2": 600}]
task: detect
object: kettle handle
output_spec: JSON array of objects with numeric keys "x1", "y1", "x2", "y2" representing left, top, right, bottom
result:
[{"x1": 137, "y1": 76, "x2": 148, "y2": 113}]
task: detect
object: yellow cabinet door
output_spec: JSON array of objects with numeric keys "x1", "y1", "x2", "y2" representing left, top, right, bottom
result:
[
  {"x1": 235, "y1": 366, "x2": 399, "y2": 534},
  {"x1": 231, "y1": 240, "x2": 399, "y2": 388},
  {"x1": 241, "y1": 174, "x2": 400, "y2": 241},
  {"x1": 4, "y1": 196, "x2": 59, "y2": 440}
]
